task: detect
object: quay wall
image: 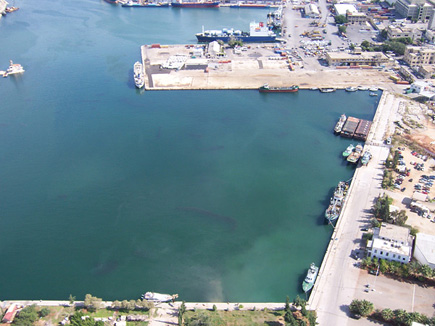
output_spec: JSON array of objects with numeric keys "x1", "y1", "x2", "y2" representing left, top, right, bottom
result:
[{"x1": 307, "y1": 90, "x2": 389, "y2": 309}]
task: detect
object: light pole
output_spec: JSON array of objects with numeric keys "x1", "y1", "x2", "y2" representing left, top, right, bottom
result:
[{"x1": 372, "y1": 264, "x2": 380, "y2": 292}]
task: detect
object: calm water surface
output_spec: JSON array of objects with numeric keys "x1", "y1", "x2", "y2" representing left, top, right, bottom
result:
[{"x1": 0, "y1": 0, "x2": 380, "y2": 301}]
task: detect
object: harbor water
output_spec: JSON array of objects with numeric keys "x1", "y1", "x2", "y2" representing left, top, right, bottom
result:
[{"x1": 0, "y1": 0, "x2": 380, "y2": 302}]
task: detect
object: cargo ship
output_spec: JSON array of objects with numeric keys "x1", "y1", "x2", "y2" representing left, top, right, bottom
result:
[
  {"x1": 258, "y1": 84, "x2": 299, "y2": 93},
  {"x1": 347, "y1": 144, "x2": 363, "y2": 164},
  {"x1": 172, "y1": 0, "x2": 220, "y2": 7},
  {"x1": 196, "y1": 22, "x2": 276, "y2": 43},
  {"x1": 325, "y1": 181, "x2": 349, "y2": 222},
  {"x1": 334, "y1": 114, "x2": 346, "y2": 134},
  {"x1": 302, "y1": 263, "x2": 319, "y2": 292},
  {"x1": 122, "y1": 1, "x2": 170, "y2": 6}
]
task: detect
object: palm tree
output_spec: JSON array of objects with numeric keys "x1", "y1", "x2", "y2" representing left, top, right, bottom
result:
[
  {"x1": 408, "y1": 261, "x2": 421, "y2": 277},
  {"x1": 381, "y1": 308, "x2": 394, "y2": 322}
]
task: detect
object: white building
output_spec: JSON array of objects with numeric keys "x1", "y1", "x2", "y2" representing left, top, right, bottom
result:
[
  {"x1": 409, "y1": 80, "x2": 435, "y2": 99},
  {"x1": 414, "y1": 233, "x2": 435, "y2": 268},
  {"x1": 367, "y1": 224, "x2": 413, "y2": 264},
  {"x1": 334, "y1": 4, "x2": 357, "y2": 16},
  {"x1": 0, "y1": 0, "x2": 7, "y2": 16},
  {"x1": 305, "y1": 4, "x2": 320, "y2": 18}
]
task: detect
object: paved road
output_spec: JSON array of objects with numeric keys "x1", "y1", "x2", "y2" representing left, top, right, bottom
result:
[{"x1": 308, "y1": 91, "x2": 400, "y2": 325}]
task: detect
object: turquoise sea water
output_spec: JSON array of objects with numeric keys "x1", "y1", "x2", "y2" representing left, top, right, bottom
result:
[{"x1": 0, "y1": 0, "x2": 380, "y2": 302}]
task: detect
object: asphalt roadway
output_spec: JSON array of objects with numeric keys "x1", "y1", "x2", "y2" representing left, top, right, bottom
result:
[{"x1": 307, "y1": 91, "x2": 435, "y2": 325}]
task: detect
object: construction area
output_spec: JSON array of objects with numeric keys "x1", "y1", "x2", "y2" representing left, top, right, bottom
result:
[{"x1": 140, "y1": 43, "x2": 402, "y2": 91}]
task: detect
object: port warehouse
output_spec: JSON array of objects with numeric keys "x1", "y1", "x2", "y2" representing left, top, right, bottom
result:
[{"x1": 341, "y1": 117, "x2": 372, "y2": 140}]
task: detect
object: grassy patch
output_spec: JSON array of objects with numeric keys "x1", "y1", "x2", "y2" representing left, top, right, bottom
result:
[
  {"x1": 184, "y1": 309, "x2": 285, "y2": 326},
  {"x1": 127, "y1": 322, "x2": 148, "y2": 326}
]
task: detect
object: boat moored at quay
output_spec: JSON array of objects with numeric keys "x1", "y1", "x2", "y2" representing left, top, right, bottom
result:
[
  {"x1": 334, "y1": 114, "x2": 346, "y2": 134},
  {"x1": 230, "y1": 2, "x2": 270, "y2": 8},
  {"x1": 361, "y1": 150, "x2": 372, "y2": 165},
  {"x1": 258, "y1": 83, "x2": 299, "y2": 93},
  {"x1": 122, "y1": 1, "x2": 170, "y2": 6},
  {"x1": 325, "y1": 181, "x2": 349, "y2": 222},
  {"x1": 319, "y1": 88, "x2": 336, "y2": 93},
  {"x1": 302, "y1": 263, "x2": 319, "y2": 293},
  {"x1": 342, "y1": 144, "x2": 354, "y2": 158},
  {"x1": 347, "y1": 143, "x2": 363, "y2": 164},
  {"x1": 134, "y1": 61, "x2": 145, "y2": 88},
  {"x1": 196, "y1": 22, "x2": 276, "y2": 43},
  {"x1": 172, "y1": 0, "x2": 220, "y2": 7},
  {"x1": 345, "y1": 86, "x2": 357, "y2": 92},
  {"x1": 141, "y1": 292, "x2": 176, "y2": 302}
]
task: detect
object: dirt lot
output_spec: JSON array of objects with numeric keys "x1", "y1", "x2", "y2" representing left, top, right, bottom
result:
[{"x1": 141, "y1": 44, "x2": 402, "y2": 91}]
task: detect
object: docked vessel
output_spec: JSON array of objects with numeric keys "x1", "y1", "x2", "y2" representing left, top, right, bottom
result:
[
  {"x1": 141, "y1": 292, "x2": 174, "y2": 302},
  {"x1": 134, "y1": 61, "x2": 145, "y2": 88},
  {"x1": 319, "y1": 88, "x2": 335, "y2": 93},
  {"x1": 302, "y1": 263, "x2": 319, "y2": 292},
  {"x1": 334, "y1": 114, "x2": 347, "y2": 134},
  {"x1": 347, "y1": 144, "x2": 363, "y2": 164},
  {"x1": 345, "y1": 86, "x2": 357, "y2": 92},
  {"x1": 3, "y1": 60, "x2": 25, "y2": 77},
  {"x1": 361, "y1": 151, "x2": 372, "y2": 165},
  {"x1": 325, "y1": 181, "x2": 349, "y2": 222},
  {"x1": 230, "y1": 2, "x2": 270, "y2": 8},
  {"x1": 104, "y1": 0, "x2": 119, "y2": 4},
  {"x1": 357, "y1": 86, "x2": 368, "y2": 91},
  {"x1": 172, "y1": 0, "x2": 219, "y2": 7},
  {"x1": 342, "y1": 144, "x2": 354, "y2": 158},
  {"x1": 259, "y1": 84, "x2": 298, "y2": 93},
  {"x1": 122, "y1": 1, "x2": 169, "y2": 6},
  {"x1": 196, "y1": 22, "x2": 276, "y2": 43},
  {"x1": 369, "y1": 92, "x2": 378, "y2": 97}
]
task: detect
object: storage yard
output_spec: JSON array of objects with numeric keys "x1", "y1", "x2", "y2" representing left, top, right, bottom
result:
[{"x1": 141, "y1": 44, "x2": 400, "y2": 91}]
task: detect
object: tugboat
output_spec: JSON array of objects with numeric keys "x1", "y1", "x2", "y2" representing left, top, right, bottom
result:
[
  {"x1": 258, "y1": 83, "x2": 299, "y2": 93},
  {"x1": 325, "y1": 181, "x2": 349, "y2": 222},
  {"x1": 334, "y1": 114, "x2": 347, "y2": 134},
  {"x1": 302, "y1": 263, "x2": 319, "y2": 292},
  {"x1": 342, "y1": 144, "x2": 354, "y2": 158},
  {"x1": 134, "y1": 61, "x2": 145, "y2": 88},
  {"x1": 347, "y1": 144, "x2": 363, "y2": 164},
  {"x1": 3, "y1": 60, "x2": 25, "y2": 77}
]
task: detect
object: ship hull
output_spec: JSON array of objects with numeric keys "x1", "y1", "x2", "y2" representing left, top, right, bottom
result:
[
  {"x1": 172, "y1": 2, "x2": 219, "y2": 7},
  {"x1": 122, "y1": 3, "x2": 170, "y2": 6},
  {"x1": 230, "y1": 4, "x2": 270, "y2": 8},
  {"x1": 259, "y1": 87, "x2": 298, "y2": 93},
  {"x1": 196, "y1": 35, "x2": 276, "y2": 43}
]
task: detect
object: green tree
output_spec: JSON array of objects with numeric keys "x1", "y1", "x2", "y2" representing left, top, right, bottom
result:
[
  {"x1": 408, "y1": 260, "x2": 421, "y2": 276},
  {"x1": 334, "y1": 15, "x2": 347, "y2": 24},
  {"x1": 390, "y1": 210, "x2": 408, "y2": 226},
  {"x1": 419, "y1": 264, "x2": 433, "y2": 278},
  {"x1": 70, "y1": 311, "x2": 100, "y2": 326},
  {"x1": 379, "y1": 259, "x2": 389, "y2": 274},
  {"x1": 38, "y1": 307, "x2": 50, "y2": 318},
  {"x1": 371, "y1": 218, "x2": 380, "y2": 228},
  {"x1": 410, "y1": 227, "x2": 419, "y2": 237},
  {"x1": 293, "y1": 295, "x2": 306, "y2": 308},
  {"x1": 112, "y1": 300, "x2": 121, "y2": 310},
  {"x1": 306, "y1": 311, "x2": 317, "y2": 326},
  {"x1": 286, "y1": 296, "x2": 291, "y2": 311},
  {"x1": 14, "y1": 305, "x2": 38, "y2": 326},
  {"x1": 228, "y1": 37, "x2": 243, "y2": 48},
  {"x1": 394, "y1": 309, "x2": 412, "y2": 325},
  {"x1": 284, "y1": 310, "x2": 298, "y2": 326},
  {"x1": 69, "y1": 294, "x2": 76, "y2": 305},
  {"x1": 338, "y1": 25, "x2": 347, "y2": 35},
  {"x1": 361, "y1": 40, "x2": 370, "y2": 49},
  {"x1": 178, "y1": 301, "x2": 186, "y2": 326},
  {"x1": 84, "y1": 294, "x2": 103, "y2": 312},
  {"x1": 381, "y1": 308, "x2": 394, "y2": 321},
  {"x1": 349, "y1": 299, "x2": 374, "y2": 317}
]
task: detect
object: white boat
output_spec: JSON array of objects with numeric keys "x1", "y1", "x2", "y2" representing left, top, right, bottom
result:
[
  {"x1": 141, "y1": 292, "x2": 173, "y2": 302},
  {"x1": 369, "y1": 87, "x2": 378, "y2": 91},
  {"x1": 4, "y1": 60, "x2": 24, "y2": 76},
  {"x1": 369, "y1": 92, "x2": 378, "y2": 97},
  {"x1": 345, "y1": 87, "x2": 357, "y2": 92},
  {"x1": 302, "y1": 263, "x2": 319, "y2": 292},
  {"x1": 357, "y1": 86, "x2": 368, "y2": 91},
  {"x1": 134, "y1": 61, "x2": 145, "y2": 88}
]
